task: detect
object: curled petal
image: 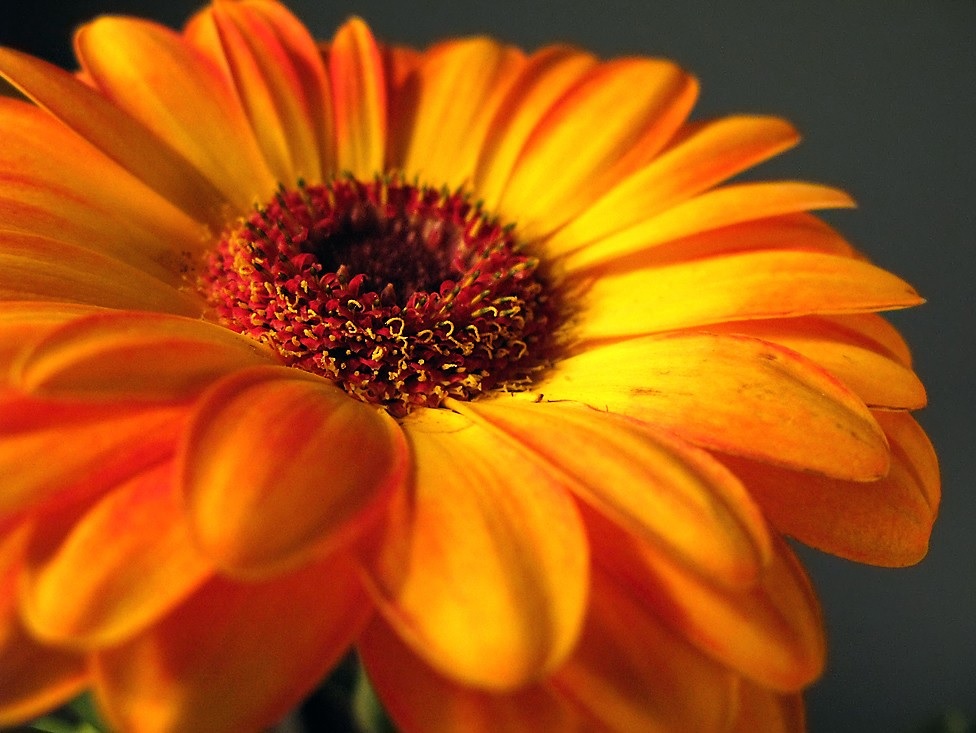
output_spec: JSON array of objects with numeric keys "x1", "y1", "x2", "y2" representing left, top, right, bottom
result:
[
  {"x1": 729, "y1": 410, "x2": 939, "y2": 566},
  {"x1": 14, "y1": 311, "x2": 277, "y2": 401},
  {"x1": 551, "y1": 569, "x2": 738, "y2": 733},
  {"x1": 397, "y1": 37, "x2": 524, "y2": 190},
  {"x1": 589, "y1": 509, "x2": 826, "y2": 691},
  {"x1": 360, "y1": 617, "x2": 585, "y2": 733},
  {"x1": 181, "y1": 366, "x2": 408, "y2": 577},
  {"x1": 576, "y1": 250, "x2": 923, "y2": 340},
  {"x1": 366, "y1": 407, "x2": 589, "y2": 690},
  {"x1": 0, "y1": 303, "x2": 103, "y2": 375},
  {"x1": 0, "y1": 523, "x2": 87, "y2": 725},
  {"x1": 532, "y1": 332, "x2": 890, "y2": 480},
  {"x1": 93, "y1": 552, "x2": 371, "y2": 733},
  {"x1": 20, "y1": 462, "x2": 211, "y2": 648},
  {"x1": 457, "y1": 398, "x2": 771, "y2": 588}
]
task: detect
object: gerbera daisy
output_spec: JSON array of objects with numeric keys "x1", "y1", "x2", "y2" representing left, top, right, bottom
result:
[{"x1": 0, "y1": 1, "x2": 938, "y2": 731}]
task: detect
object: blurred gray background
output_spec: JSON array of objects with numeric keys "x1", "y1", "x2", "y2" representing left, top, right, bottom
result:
[{"x1": 2, "y1": 1, "x2": 973, "y2": 731}]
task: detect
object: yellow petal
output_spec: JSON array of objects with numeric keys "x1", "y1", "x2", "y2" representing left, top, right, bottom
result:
[
  {"x1": 705, "y1": 317, "x2": 926, "y2": 409},
  {"x1": 473, "y1": 45, "x2": 597, "y2": 210},
  {"x1": 0, "y1": 393, "x2": 185, "y2": 521},
  {"x1": 398, "y1": 37, "x2": 524, "y2": 190},
  {"x1": 329, "y1": 18, "x2": 386, "y2": 178},
  {"x1": 590, "y1": 510, "x2": 825, "y2": 691},
  {"x1": 0, "y1": 47, "x2": 226, "y2": 224},
  {"x1": 189, "y1": 1, "x2": 333, "y2": 183},
  {"x1": 75, "y1": 15, "x2": 276, "y2": 211},
  {"x1": 547, "y1": 116, "x2": 801, "y2": 258},
  {"x1": 14, "y1": 311, "x2": 277, "y2": 401},
  {"x1": 576, "y1": 250, "x2": 923, "y2": 340},
  {"x1": 457, "y1": 398, "x2": 771, "y2": 588},
  {"x1": 182, "y1": 366, "x2": 407, "y2": 577},
  {"x1": 531, "y1": 332, "x2": 890, "y2": 480},
  {"x1": 360, "y1": 617, "x2": 585, "y2": 733},
  {"x1": 0, "y1": 231, "x2": 201, "y2": 315},
  {"x1": 93, "y1": 552, "x2": 370, "y2": 733},
  {"x1": 20, "y1": 461, "x2": 211, "y2": 649},
  {"x1": 729, "y1": 410, "x2": 939, "y2": 567},
  {"x1": 366, "y1": 407, "x2": 589, "y2": 690},
  {"x1": 0, "y1": 522, "x2": 87, "y2": 726},
  {"x1": 499, "y1": 58, "x2": 697, "y2": 239},
  {"x1": 561, "y1": 181, "x2": 854, "y2": 271},
  {"x1": 552, "y1": 569, "x2": 737, "y2": 733},
  {"x1": 0, "y1": 97, "x2": 207, "y2": 280}
]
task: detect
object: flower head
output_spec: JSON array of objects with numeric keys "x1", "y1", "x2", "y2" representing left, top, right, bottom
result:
[{"x1": 0, "y1": 2, "x2": 939, "y2": 731}]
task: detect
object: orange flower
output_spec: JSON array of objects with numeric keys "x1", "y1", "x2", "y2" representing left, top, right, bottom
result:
[{"x1": 0, "y1": 2, "x2": 938, "y2": 731}]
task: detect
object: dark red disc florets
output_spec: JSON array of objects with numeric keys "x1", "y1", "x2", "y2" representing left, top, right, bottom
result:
[{"x1": 201, "y1": 177, "x2": 561, "y2": 415}]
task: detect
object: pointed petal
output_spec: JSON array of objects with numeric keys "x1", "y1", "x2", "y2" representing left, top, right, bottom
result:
[
  {"x1": 473, "y1": 45, "x2": 597, "y2": 210},
  {"x1": 533, "y1": 332, "x2": 890, "y2": 480},
  {"x1": 551, "y1": 569, "x2": 737, "y2": 733},
  {"x1": 589, "y1": 509, "x2": 826, "y2": 691},
  {"x1": 189, "y1": 1, "x2": 333, "y2": 183},
  {"x1": 0, "y1": 232, "x2": 200, "y2": 315},
  {"x1": 730, "y1": 681, "x2": 805, "y2": 733},
  {"x1": 729, "y1": 410, "x2": 939, "y2": 566},
  {"x1": 75, "y1": 16, "x2": 276, "y2": 210},
  {"x1": 14, "y1": 311, "x2": 277, "y2": 400},
  {"x1": 182, "y1": 366, "x2": 407, "y2": 577},
  {"x1": 499, "y1": 58, "x2": 698, "y2": 238},
  {"x1": 366, "y1": 407, "x2": 589, "y2": 690},
  {"x1": 706, "y1": 317, "x2": 926, "y2": 409},
  {"x1": 360, "y1": 617, "x2": 585, "y2": 733},
  {"x1": 329, "y1": 18, "x2": 387, "y2": 178},
  {"x1": 399, "y1": 37, "x2": 524, "y2": 190},
  {"x1": 548, "y1": 116, "x2": 800, "y2": 257},
  {"x1": 0, "y1": 522, "x2": 87, "y2": 725},
  {"x1": 457, "y1": 398, "x2": 771, "y2": 588},
  {"x1": 0, "y1": 48, "x2": 227, "y2": 223},
  {"x1": 0, "y1": 393, "x2": 185, "y2": 521},
  {"x1": 0, "y1": 97, "x2": 208, "y2": 280},
  {"x1": 20, "y1": 462, "x2": 211, "y2": 648},
  {"x1": 576, "y1": 250, "x2": 923, "y2": 340},
  {"x1": 93, "y1": 553, "x2": 370, "y2": 733},
  {"x1": 561, "y1": 181, "x2": 854, "y2": 271}
]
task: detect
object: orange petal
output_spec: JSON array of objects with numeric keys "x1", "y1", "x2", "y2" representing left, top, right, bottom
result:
[
  {"x1": 456, "y1": 398, "x2": 771, "y2": 588},
  {"x1": 705, "y1": 317, "x2": 926, "y2": 409},
  {"x1": 20, "y1": 461, "x2": 211, "y2": 648},
  {"x1": 576, "y1": 250, "x2": 923, "y2": 340},
  {"x1": 366, "y1": 407, "x2": 589, "y2": 690},
  {"x1": 0, "y1": 97, "x2": 207, "y2": 280},
  {"x1": 360, "y1": 617, "x2": 585, "y2": 733},
  {"x1": 0, "y1": 522, "x2": 87, "y2": 726},
  {"x1": 0, "y1": 47, "x2": 227, "y2": 224},
  {"x1": 547, "y1": 116, "x2": 801, "y2": 258},
  {"x1": 532, "y1": 332, "x2": 890, "y2": 480},
  {"x1": 728, "y1": 410, "x2": 939, "y2": 567},
  {"x1": 14, "y1": 311, "x2": 276, "y2": 401},
  {"x1": 561, "y1": 181, "x2": 854, "y2": 271},
  {"x1": 75, "y1": 15, "x2": 276, "y2": 211},
  {"x1": 397, "y1": 37, "x2": 524, "y2": 190},
  {"x1": 0, "y1": 303, "x2": 103, "y2": 376},
  {"x1": 329, "y1": 18, "x2": 387, "y2": 178},
  {"x1": 551, "y1": 568, "x2": 737, "y2": 733},
  {"x1": 93, "y1": 552, "x2": 371, "y2": 733},
  {"x1": 729, "y1": 681, "x2": 805, "y2": 733},
  {"x1": 189, "y1": 1, "x2": 333, "y2": 184},
  {"x1": 499, "y1": 58, "x2": 698, "y2": 239},
  {"x1": 181, "y1": 366, "x2": 407, "y2": 577},
  {"x1": 0, "y1": 393, "x2": 185, "y2": 521},
  {"x1": 0, "y1": 231, "x2": 201, "y2": 315},
  {"x1": 589, "y1": 509, "x2": 825, "y2": 691},
  {"x1": 473, "y1": 45, "x2": 598, "y2": 210}
]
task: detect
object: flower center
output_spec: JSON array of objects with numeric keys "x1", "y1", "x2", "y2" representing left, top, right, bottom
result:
[{"x1": 200, "y1": 177, "x2": 563, "y2": 416}]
